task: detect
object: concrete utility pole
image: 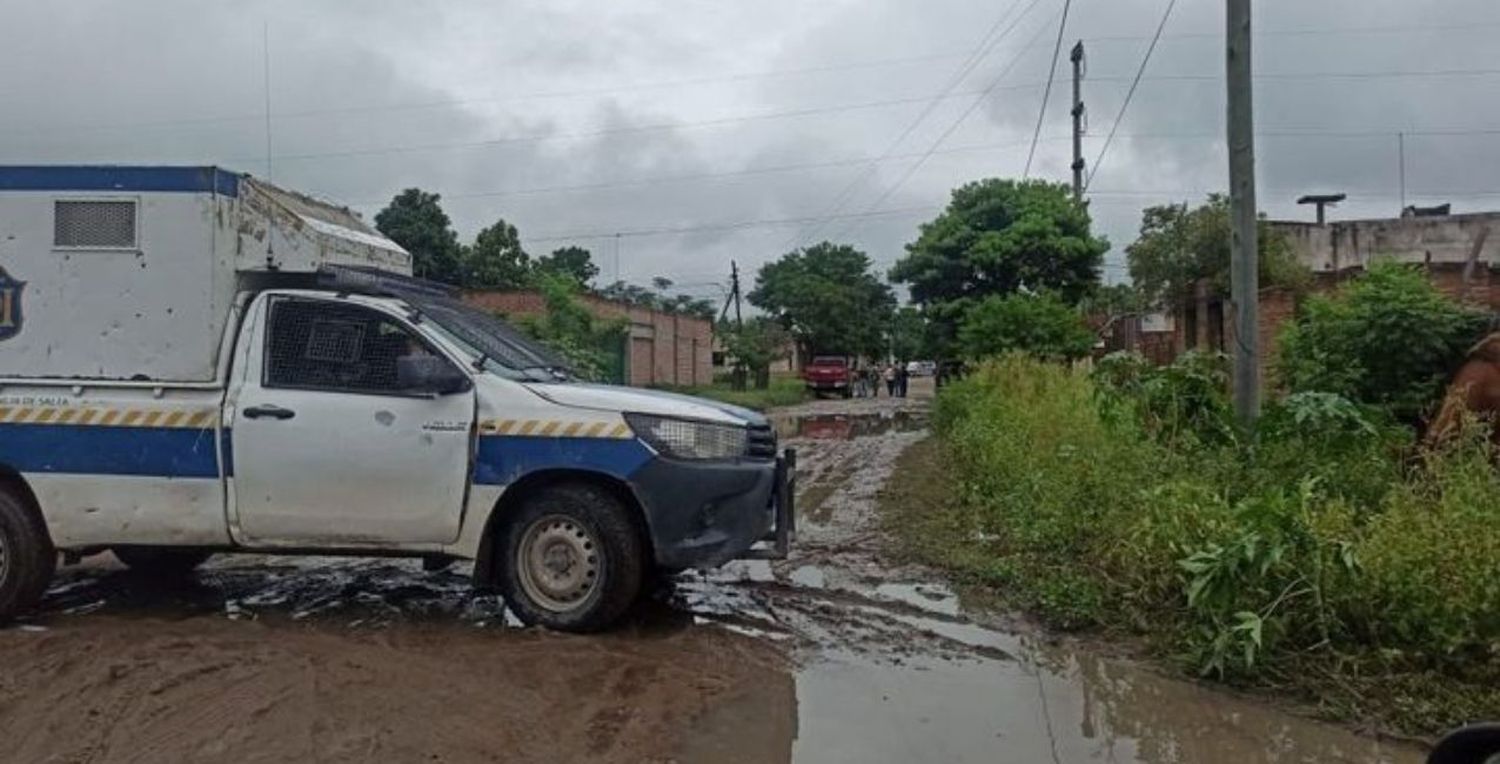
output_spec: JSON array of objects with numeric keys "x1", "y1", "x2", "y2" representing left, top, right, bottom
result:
[
  {"x1": 1070, "y1": 41, "x2": 1086, "y2": 203},
  {"x1": 1226, "y1": 0, "x2": 1259, "y2": 424}
]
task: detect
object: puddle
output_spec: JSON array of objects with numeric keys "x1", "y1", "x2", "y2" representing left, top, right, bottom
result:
[
  {"x1": 668, "y1": 567, "x2": 1424, "y2": 764},
  {"x1": 770, "y1": 410, "x2": 930, "y2": 440}
]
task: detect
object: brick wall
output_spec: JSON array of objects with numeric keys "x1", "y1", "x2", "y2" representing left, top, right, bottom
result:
[{"x1": 461, "y1": 289, "x2": 713, "y2": 387}]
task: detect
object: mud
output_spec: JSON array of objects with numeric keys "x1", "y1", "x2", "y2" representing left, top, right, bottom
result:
[{"x1": 0, "y1": 376, "x2": 1428, "y2": 762}]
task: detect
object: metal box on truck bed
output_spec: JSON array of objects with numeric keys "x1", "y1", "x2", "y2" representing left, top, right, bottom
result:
[{"x1": 0, "y1": 166, "x2": 410, "y2": 383}]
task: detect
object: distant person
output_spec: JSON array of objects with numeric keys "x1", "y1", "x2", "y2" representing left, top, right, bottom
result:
[
  {"x1": 896, "y1": 362, "x2": 909, "y2": 398},
  {"x1": 883, "y1": 363, "x2": 898, "y2": 397},
  {"x1": 852, "y1": 361, "x2": 868, "y2": 398}
]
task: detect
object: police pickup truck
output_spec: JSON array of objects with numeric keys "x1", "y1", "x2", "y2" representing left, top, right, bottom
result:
[{"x1": 0, "y1": 166, "x2": 793, "y2": 632}]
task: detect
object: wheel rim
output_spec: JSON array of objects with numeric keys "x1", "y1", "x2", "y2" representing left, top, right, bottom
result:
[{"x1": 515, "y1": 514, "x2": 601, "y2": 613}]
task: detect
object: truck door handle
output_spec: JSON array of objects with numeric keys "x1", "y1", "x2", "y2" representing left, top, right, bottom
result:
[{"x1": 243, "y1": 404, "x2": 296, "y2": 421}]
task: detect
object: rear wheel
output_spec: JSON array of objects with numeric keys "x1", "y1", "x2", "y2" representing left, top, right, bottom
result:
[
  {"x1": 499, "y1": 484, "x2": 645, "y2": 632},
  {"x1": 0, "y1": 486, "x2": 56, "y2": 624},
  {"x1": 112, "y1": 547, "x2": 212, "y2": 577}
]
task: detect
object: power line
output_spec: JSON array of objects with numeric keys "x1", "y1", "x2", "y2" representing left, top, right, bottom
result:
[
  {"x1": 782, "y1": 0, "x2": 1046, "y2": 251},
  {"x1": 521, "y1": 204, "x2": 942, "y2": 244},
  {"x1": 1083, "y1": 0, "x2": 1178, "y2": 192},
  {"x1": 1024, "y1": 0, "x2": 1073, "y2": 179},
  {"x1": 833, "y1": 3, "x2": 1064, "y2": 234}
]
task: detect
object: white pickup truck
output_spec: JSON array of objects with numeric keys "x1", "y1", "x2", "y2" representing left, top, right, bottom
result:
[{"x1": 0, "y1": 166, "x2": 792, "y2": 632}]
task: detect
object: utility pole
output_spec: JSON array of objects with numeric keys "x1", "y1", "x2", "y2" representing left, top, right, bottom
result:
[
  {"x1": 1398, "y1": 131, "x2": 1407, "y2": 212},
  {"x1": 1070, "y1": 41, "x2": 1086, "y2": 203},
  {"x1": 729, "y1": 260, "x2": 744, "y2": 330},
  {"x1": 1227, "y1": 0, "x2": 1259, "y2": 424}
]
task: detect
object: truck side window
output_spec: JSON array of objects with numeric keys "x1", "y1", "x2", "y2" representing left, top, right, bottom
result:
[{"x1": 264, "y1": 298, "x2": 440, "y2": 395}]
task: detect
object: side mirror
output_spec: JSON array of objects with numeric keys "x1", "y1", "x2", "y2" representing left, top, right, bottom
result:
[{"x1": 397, "y1": 355, "x2": 471, "y2": 396}]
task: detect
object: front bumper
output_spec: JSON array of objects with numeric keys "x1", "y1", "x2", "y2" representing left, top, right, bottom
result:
[{"x1": 629, "y1": 448, "x2": 797, "y2": 569}]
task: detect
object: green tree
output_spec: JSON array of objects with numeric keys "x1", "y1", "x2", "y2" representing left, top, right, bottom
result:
[
  {"x1": 888, "y1": 306, "x2": 928, "y2": 362},
  {"x1": 719, "y1": 317, "x2": 789, "y2": 390},
  {"x1": 957, "y1": 293, "x2": 1095, "y2": 361},
  {"x1": 375, "y1": 189, "x2": 463, "y2": 283},
  {"x1": 535, "y1": 246, "x2": 599, "y2": 286},
  {"x1": 1277, "y1": 262, "x2": 1488, "y2": 420},
  {"x1": 466, "y1": 218, "x2": 533, "y2": 289},
  {"x1": 893, "y1": 179, "x2": 1106, "y2": 326},
  {"x1": 749, "y1": 241, "x2": 896, "y2": 358},
  {"x1": 1126, "y1": 194, "x2": 1309, "y2": 306}
]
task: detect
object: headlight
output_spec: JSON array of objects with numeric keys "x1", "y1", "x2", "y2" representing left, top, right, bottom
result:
[{"x1": 624, "y1": 413, "x2": 748, "y2": 461}]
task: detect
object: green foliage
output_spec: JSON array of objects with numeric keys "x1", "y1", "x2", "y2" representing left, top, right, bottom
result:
[
  {"x1": 718, "y1": 318, "x2": 789, "y2": 389},
  {"x1": 375, "y1": 188, "x2": 464, "y2": 284},
  {"x1": 535, "y1": 246, "x2": 599, "y2": 287},
  {"x1": 749, "y1": 241, "x2": 895, "y2": 358},
  {"x1": 957, "y1": 293, "x2": 1094, "y2": 361},
  {"x1": 510, "y1": 272, "x2": 625, "y2": 382},
  {"x1": 1126, "y1": 194, "x2": 1310, "y2": 305},
  {"x1": 912, "y1": 355, "x2": 1500, "y2": 733},
  {"x1": 888, "y1": 306, "x2": 929, "y2": 362},
  {"x1": 466, "y1": 218, "x2": 533, "y2": 289},
  {"x1": 895, "y1": 178, "x2": 1106, "y2": 306},
  {"x1": 596, "y1": 279, "x2": 717, "y2": 320},
  {"x1": 1277, "y1": 262, "x2": 1489, "y2": 420}
]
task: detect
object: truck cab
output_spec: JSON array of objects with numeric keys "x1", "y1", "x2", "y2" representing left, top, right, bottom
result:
[{"x1": 0, "y1": 166, "x2": 793, "y2": 632}]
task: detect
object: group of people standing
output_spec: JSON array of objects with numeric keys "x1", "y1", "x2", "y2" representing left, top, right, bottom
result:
[{"x1": 852, "y1": 361, "x2": 909, "y2": 398}]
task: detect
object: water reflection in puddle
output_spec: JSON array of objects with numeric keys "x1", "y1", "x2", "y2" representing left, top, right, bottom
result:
[{"x1": 771, "y1": 410, "x2": 930, "y2": 440}]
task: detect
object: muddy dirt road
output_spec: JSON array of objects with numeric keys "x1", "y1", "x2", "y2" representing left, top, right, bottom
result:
[{"x1": 0, "y1": 378, "x2": 1426, "y2": 763}]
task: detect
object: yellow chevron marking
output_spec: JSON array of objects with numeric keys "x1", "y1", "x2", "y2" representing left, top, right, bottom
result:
[
  {"x1": 585, "y1": 422, "x2": 608, "y2": 438},
  {"x1": 77, "y1": 409, "x2": 98, "y2": 425},
  {"x1": 98, "y1": 409, "x2": 120, "y2": 426},
  {"x1": 497, "y1": 419, "x2": 518, "y2": 434},
  {"x1": 55, "y1": 408, "x2": 79, "y2": 424},
  {"x1": 187, "y1": 410, "x2": 214, "y2": 428},
  {"x1": 140, "y1": 410, "x2": 163, "y2": 427},
  {"x1": 608, "y1": 423, "x2": 631, "y2": 439},
  {"x1": 12, "y1": 407, "x2": 34, "y2": 423},
  {"x1": 161, "y1": 411, "x2": 186, "y2": 428},
  {"x1": 0, "y1": 407, "x2": 11, "y2": 422},
  {"x1": 35, "y1": 408, "x2": 59, "y2": 423},
  {"x1": 518, "y1": 420, "x2": 540, "y2": 435},
  {"x1": 562, "y1": 422, "x2": 584, "y2": 437},
  {"x1": 120, "y1": 410, "x2": 143, "y2": 426},
  {"x1": 539, "y1": 420, "x2": 562, "y2": 436}
]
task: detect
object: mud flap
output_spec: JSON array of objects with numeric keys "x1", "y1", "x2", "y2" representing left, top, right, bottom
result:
[{"x1": 737, "y1": 448, "x2": 796, "y2": 560}]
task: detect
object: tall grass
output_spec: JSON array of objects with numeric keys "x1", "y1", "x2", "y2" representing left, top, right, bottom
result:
[{"x1": 925, "y1": 354, "x2": 1500, "y2": 732}]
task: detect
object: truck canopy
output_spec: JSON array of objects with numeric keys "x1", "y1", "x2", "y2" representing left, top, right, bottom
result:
[{"x1": 0, "y1": 166, "x2": 410, "y2": 382}]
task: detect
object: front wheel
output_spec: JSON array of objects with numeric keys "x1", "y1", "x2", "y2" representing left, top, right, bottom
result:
[
  {"x1": 113, "y1": 547, "x2": 213, "y2": 577},
  {"x1": 499, "y1": 484, "x2": 644, "y2": 632},
  {"x1": 0, "y1": 486, "x2": 56, "y2": 624}
]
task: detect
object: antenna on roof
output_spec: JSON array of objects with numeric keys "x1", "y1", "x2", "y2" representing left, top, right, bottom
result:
[{"x1": 262, "y1": 21, "x2": 273, "y2": 182}]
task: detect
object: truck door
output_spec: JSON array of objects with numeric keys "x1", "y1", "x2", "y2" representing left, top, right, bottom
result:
[{"x1": 229, "y1": 295, "x2": 474, "y2": 545}]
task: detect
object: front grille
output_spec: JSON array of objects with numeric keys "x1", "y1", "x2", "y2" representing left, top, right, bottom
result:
[{"x1": 747, "y1": 423, "x2": 777, "y2": 460}]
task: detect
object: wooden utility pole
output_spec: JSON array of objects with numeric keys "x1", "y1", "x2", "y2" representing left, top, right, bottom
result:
[
  {"x1": 730, "y1": 260, "x2": 744, "y2": 329},
  {"x1": 1070, "y1": 41, "x2": 1086, "y2": 203},
  {"x1": 1227, "y1": 0, "x2": 1259, "y2": 424}
]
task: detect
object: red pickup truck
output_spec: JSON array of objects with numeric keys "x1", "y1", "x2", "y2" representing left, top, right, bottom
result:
[{"x1": 803, "y1": 355, "x2": 853, "y2": 398}]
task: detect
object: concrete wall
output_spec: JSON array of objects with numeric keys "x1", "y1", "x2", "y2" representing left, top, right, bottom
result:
[
  {"x1": 462, "y1": 290, "x2": 713, "y2": 387},
  {"x1": 1273, "y1": 212, "x2": 1500, "y2": 273}
]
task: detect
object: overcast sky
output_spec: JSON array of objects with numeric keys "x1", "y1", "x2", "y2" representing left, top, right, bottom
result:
[{"x1": 4, "y1": 0, "x2": 1498, "y2": 300}]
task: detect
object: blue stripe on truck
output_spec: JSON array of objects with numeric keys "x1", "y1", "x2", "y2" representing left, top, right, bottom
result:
[
  {"x1": 473, "y1": 435, "x2": 652, "y2": 486},
  {"x1": 0, "y1": 166, "x2": 240, "y2": 196},
  {"x1": 0, "y1": 423, "x2": 222, "y2": 478}
]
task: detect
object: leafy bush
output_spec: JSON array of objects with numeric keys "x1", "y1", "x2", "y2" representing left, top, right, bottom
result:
[
  {"x1": 511, "y1": 272, "x2": 626, "y2": 382},
  {"x1": 957, "y1": 293, "x2": 1094, "y2": 361},
  {"x1": 918, "y1": 354, "x2": 1500, "y2": 732},
  {"x1": 1278, "y1": 262, "x2": 1489, "y2": 420}
]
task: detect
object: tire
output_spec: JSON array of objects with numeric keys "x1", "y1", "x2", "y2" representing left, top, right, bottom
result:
[
  {"x1": 113, "y1": 547, "x2": 212, "y2": 577},
  {"x1": 498, "y1": 484, "x2": 645, "y2": 633},
  {"x1": 0, "y1": 485, "x2": 56, "y2": 624}
]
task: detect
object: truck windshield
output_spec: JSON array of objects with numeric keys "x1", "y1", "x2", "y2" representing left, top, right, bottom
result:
[{"x1": 403, "y1": 294, "x2": 571, "y2": 383}]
